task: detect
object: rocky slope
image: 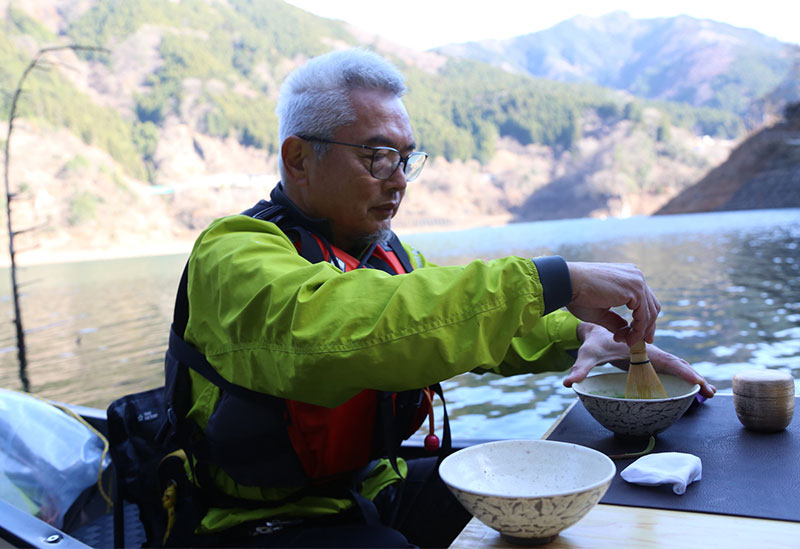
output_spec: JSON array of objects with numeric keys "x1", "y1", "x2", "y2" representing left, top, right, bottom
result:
[{"x1": 656, "y1": 103, "x2": 800, "y2": 215}]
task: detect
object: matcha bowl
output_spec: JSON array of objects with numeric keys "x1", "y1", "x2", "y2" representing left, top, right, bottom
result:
[
  {"x1": 439, "y1": 439, "x2": 614, "y2": 545},
  {"x1": 572, "y1": 373, "x2": 700, "y2": 438}
]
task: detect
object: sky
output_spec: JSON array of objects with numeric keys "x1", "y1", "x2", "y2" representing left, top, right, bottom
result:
[{"x1": 284, "y1": 0, "x2": 799, "y2": 50}]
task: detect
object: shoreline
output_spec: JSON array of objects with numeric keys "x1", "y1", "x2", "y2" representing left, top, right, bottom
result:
[
  {"x1": 0, "y1": 215, "x2": 514, "y2": 268},
  {"x1": 0, "y1": 240, "x2": 196, "y2": 268}
]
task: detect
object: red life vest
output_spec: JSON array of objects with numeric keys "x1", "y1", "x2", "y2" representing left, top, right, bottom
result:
[{"x1": 285, "y1": 234, "x2": 429, "y2": 480}]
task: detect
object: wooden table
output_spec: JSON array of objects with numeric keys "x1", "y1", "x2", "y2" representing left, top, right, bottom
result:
[
  {"x1": 451, "y1": 504, "x2": 800, "y2": 548},
  {"x1": 449, "y1": 402, "x2": 800, "y2": 548}
]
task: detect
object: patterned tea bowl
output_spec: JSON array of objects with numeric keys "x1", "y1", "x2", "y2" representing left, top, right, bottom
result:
[
  {"x1": 572, "y1": 373, "x2": 700, "y2": 438},
  {"x1": 439, "y1": 439, "x2": 614, "y2": 545}
]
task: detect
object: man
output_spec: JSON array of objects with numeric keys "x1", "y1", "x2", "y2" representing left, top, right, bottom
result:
[{"x1": 168, "y1": 48, "x2": 715, "y2": 547}]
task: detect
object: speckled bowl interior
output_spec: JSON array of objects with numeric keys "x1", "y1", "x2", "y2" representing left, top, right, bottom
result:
[
  {"x1": 439, "y1": 439, "x2": 615, "y2": 544},
  {"x1": 572, "y1": 373, "x2": 700, "y2": 438}
]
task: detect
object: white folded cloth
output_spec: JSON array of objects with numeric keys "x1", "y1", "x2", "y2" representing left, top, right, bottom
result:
[{"x1": 620, "y1": 452, "x2": 702, "y2": 495}]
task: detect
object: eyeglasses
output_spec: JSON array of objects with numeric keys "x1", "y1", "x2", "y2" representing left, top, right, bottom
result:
[{"x1": 299, "y1": 135, "x2": 428, "y2": 182}]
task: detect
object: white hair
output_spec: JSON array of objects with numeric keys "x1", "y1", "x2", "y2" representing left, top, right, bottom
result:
[{"x1": 276, "y1": 49, "x2": 407, "y2": 180}]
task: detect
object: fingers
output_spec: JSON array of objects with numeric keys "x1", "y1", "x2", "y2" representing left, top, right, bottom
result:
[
  {"x1": 648, "y1": 345, "x2": 717, "y2": 399},
  {"x1": 673, "y1": 368, "x2": 717, "y2": 399},
  {"x1": 566, "y1": 306, "x2": 628, "y2": 334},
  {"x1": 562, "y1": 354, "x2": 594, "y2": 387},
  {"x1": 563, "y1": 325, "x2": 623, "y2": 387},
  {"x1": 566, "y1": 261, "x2": 661, "y2": 345},
  {"x1": 624, "y1": 276, "x2": 661, "y2": 346},
  {"x1": 562, "y1": 373, "x2": 579, "y2": 388},
  {"x1": 640, "y1": 288, "x2": 660, "y2": 343},
  {"x1": 698, "y1": 380, "x2": 717, "y2": 399},
  {"x1": 675, "y1": 367, "x2": 717, "y2": 399}
]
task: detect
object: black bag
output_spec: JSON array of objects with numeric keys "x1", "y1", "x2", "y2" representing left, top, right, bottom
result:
[
  {"x1": 107, "y1": 386, "x2": 251, "y2": 548},
  {"x1": 107, "y1": 387, "x2": 217, "y2": 548},
  {"x1": 107, "y1": 387, "x2": 171, "y2": 547}
]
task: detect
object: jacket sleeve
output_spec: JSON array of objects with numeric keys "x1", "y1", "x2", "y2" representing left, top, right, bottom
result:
[
  {"x1": 403, "y1": 242, "x2": 581, "y2": 376},
  {"x1": 185, "y1": 215, "x2": 577, "y2": 408},
  {"x1": 476, "y1": 311, "x2": 581, "y2": 376}
]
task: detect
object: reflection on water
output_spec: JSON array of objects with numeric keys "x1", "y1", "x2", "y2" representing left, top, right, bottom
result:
[
  {"x1": 1, "y1": 209, "x2": 798, "y2": 441},
  {"x1": 0, "y1": 255, "x2": 186, "y2": 407}
]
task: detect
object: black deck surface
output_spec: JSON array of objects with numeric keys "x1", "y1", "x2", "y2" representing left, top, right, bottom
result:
[
  {"x1": 546, "y1": 394, "x2": 800, "y2": 522},
  {"x1": 69, "y1": 502, "x2": 145, "y2": 548}
]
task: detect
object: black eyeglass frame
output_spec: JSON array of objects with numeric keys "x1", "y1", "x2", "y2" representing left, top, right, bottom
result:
[{"x1": 298, "y1": 135, "x2": 428, "y2": 182}]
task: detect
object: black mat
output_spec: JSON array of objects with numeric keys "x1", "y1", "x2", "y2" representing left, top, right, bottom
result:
[{"x1": 546, "y1": 394, "x2": 800, "y2": 522}]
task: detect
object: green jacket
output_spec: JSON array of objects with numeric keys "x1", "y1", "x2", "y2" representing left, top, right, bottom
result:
[{"x1": 183, "y1": 214, "x2": 581, "y2": 533}]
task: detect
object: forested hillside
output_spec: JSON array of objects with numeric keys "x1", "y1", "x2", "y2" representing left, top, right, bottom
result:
[{"x1": 0, "y1": 1, "x2": 793, "y2": 262}]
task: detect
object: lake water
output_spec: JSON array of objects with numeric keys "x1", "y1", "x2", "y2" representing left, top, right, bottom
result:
[{"x1": 1, "y1": 208, "x2": 798, "y2": 441}]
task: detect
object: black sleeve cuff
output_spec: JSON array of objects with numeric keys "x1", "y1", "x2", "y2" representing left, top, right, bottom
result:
[{"x1": 532, "y1": 255, "x2": 572, "y2": 315}]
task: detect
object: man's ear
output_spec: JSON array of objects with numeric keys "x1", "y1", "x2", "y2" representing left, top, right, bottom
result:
[{"x1": 281, "y1": 136, "x2": 313, "y2": 185}]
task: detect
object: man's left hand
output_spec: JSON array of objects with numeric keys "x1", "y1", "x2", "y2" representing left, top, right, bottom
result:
[{"x1": 562, "y1": 322, "x2": 717, "y2": 399}]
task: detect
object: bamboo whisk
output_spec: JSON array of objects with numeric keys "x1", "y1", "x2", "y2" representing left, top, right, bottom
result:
[{"x1": 625, "y1": 341, "x2": 668, "y2": 399}]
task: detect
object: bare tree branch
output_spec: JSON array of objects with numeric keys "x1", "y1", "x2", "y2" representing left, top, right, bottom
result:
[
  {"x1": 12, "y1": 222, "x2": 49, "y2": 237},
  {"x1": 3, "y1": 44, "x2": 108, "y2": 393}
]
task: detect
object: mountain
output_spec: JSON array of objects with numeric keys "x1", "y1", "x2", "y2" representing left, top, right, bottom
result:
[
  {"x1": 746, "y1": 54, "x2": 800, "y2": 127},
  {"x1": 435, "y1": 11, "x2": 797, "y2": 121},
  {"x1": 656, "y1": 102, "x2": 800, "y2": 215},
  {"x1": 0, "y1": 2, "x2": 791, "y2": 262}
]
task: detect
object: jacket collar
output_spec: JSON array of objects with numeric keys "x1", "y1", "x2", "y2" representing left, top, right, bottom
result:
[{"x1": 270, "y1": 182, "x2": 336, "y2": 242}]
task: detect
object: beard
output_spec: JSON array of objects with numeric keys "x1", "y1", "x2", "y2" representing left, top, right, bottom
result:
[{"x1": 350, "y1": 227, "x2": 392, "y2": 252}]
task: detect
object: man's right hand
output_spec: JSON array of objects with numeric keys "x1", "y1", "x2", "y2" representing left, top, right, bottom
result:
[{"x1": 566, "y1": 262, "x2": 661, "y2": 346}]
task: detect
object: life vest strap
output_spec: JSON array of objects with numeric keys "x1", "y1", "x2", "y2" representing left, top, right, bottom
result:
[{"x1": 168, "y1": 326, "x2": 277, "y2": 407}]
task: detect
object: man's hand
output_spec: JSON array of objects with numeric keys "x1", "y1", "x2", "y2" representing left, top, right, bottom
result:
[
  {"x1": 566, "y1": 262, "x2": 661, "y2": 346},
  {"x1": 562, "y1": 323, "x2": 716, "y2": 399}
]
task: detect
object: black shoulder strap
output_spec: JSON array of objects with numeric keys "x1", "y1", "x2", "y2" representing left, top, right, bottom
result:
[
  {"x1": 169, "y1": 264, "x2": 274, "y2": 406},
  {"x1": 241, "y1": 200, "x2": 283, "y2": 220},
  {"x1": 386, "y1": 233, "x2": 414, "y2": 273},
  {"x1": 172, "y1": 263, "x2": 190, "y2": 339},
  {"x1": 431, "y1": 383, "x2": 452, "y2": 452},
  {"x1": 169, "y1": 199, "x2": 329, "y2": 402},
  {"x1": 173, "y1": 200, "x2": 328, "y2": 338},
  {"x1": 168, "y1": 325, "x2": 276, "y2": 405},
  {"x1": 245, "y1": 201, "x2": 328, "y2": 264}
]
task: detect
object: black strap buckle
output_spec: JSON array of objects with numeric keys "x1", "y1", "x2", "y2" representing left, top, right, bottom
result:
[{"x1": 251, "y1": 518, "x2": 304, "y2": 535}]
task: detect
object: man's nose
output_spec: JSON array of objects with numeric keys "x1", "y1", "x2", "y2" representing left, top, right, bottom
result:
[{"x1": 385, "y1": 163, "x2": 408, "y2": 192}]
